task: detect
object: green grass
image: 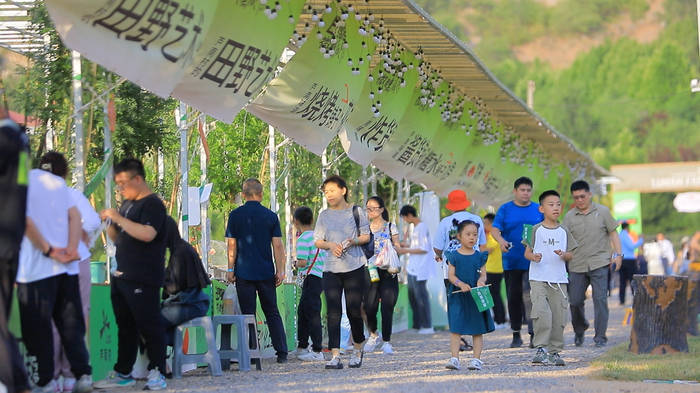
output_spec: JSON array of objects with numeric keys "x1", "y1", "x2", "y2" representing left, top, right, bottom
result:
[{"x1": 590, "y1": 336, "x2": 700, "y2": 381}]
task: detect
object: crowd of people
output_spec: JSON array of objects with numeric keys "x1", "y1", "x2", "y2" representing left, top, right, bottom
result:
[{"x1": 2, "y1": 114, "x2": 700, "y2": 392}]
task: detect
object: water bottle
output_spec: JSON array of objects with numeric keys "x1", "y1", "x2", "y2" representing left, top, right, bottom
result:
[{"x1": 368, "y1": 265, "x2": 380, "y2": 282}]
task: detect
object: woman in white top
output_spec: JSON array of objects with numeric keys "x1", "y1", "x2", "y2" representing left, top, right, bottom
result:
[
  {"x1": 314, "y1": 175, "x2": 371, "y2": 369},
  {"x1": 363, "y1": 196, "x2": 401, "y2": 355}
]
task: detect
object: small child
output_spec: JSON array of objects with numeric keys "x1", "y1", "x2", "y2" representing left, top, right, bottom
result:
[
  {"x1": 523, "y1": 190, "x2": 578, "y2": 366},
  {"x1": 445, "y1": 220, "x2": 494, "y2": 371},
  {"x1": 293, "y1": 207, "x2": 326, "y2": 361}
]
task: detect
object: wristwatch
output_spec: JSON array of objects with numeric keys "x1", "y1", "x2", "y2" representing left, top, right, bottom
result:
[{"x1": 612, "y1": 253, "x2": 623, "y2": 259}]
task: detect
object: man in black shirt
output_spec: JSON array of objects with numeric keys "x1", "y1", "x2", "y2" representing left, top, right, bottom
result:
[
  {"x1": 0, "y1": 118, "x2": 30, "y2": 393},
  {"x1": 96, "y1": 159, "x2": 168, "y2": 391}
]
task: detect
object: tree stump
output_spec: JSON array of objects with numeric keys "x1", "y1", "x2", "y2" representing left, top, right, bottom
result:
[
  {"x1": 687, "y1": 272, "x2": 700, "y2": 336},
  {"x1": 629, "y1": 274, "x2": 688, "y2": 354}
]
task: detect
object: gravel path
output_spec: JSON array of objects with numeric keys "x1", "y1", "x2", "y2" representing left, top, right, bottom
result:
[{"x1": 105, "y1": 301, "x2": 699, "y2": 393}]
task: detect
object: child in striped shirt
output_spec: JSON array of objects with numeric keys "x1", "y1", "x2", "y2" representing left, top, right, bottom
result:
[{"x1": 293, "y1": 207, "x2": 326, "y2": 361}]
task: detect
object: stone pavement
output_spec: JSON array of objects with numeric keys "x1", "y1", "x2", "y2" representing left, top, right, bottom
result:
[{"x1": 104, "y1": 299, "x2": 699, "y2": 393}]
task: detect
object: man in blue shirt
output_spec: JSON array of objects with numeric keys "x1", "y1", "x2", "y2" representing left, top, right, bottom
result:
[
  {"x1": 226, "y1": 178, "x2": 288, "y2": 363},
  {"x1": 490, "y1": 177, "x2": 543, "y2": 348},
  {"x1": 619, "y1": 222, "x2": 643, "y2": 305}
]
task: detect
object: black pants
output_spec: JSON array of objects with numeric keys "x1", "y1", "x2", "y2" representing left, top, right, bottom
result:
[
  {"x1": 1, "y1": 255, "x2": 29, "y2": 393},
  {"x1": 407, "y1": 274, "x2": 431, "y2": 329},
  {"x1": 297, "y1": 275, "x2": 323, "y2": 352},
  {"x1": 486, "y1": 272, "x2": 507, "y2": 324},
  {"x1": 17, "y1": 273, "x2": 91, "y2": 386},
  {"x1": 619, "y1": 259, "x2": 637, "y2": 304},
  {"x1": 364, "y1": 269, "x2": 399, "y2": 341},
  {"x1": 504, "y1": 269, "x2": 532, "y2": 333},
  {"x1": 111, "y1": 277, "x2": 166, "y2": 375},
  {"x1": 323, "y1": 266, "x2": 367, "y2": 349},
  {"x1": 236, "y1": 277, "x2": 288, "y2": 357}
]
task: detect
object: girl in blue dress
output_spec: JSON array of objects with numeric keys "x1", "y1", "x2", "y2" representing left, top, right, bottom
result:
[{"x1": 445, "y1": 220, "x2": 494, "y2": 371}]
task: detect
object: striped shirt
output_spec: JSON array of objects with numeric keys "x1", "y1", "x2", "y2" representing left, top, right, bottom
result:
[{"x1": 297, "y1": 230, "x2": 325, "y2": 278}]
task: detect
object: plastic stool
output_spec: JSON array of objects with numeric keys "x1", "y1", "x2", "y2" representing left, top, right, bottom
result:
[
  {"x1": 213, "y1": 314, "x2": 263, "y2": 371},
  {"x1": 172, "y1": 316, "x2": 223, "y2": 378}
]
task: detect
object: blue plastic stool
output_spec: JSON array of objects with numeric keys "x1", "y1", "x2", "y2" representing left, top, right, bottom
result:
[
  {"x1": 213, "y1": 314, "x2": 263, "y2": 371},
  {"x1": 172, "y1": 316, "x2": 223, "y2": 378}
]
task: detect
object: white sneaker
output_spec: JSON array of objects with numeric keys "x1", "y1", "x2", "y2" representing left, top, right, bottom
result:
[
  {"x1": 62, "y1": 377, "x2": 76, "y2": 393},
  {"x1": 381, "y1": 342, "x2": 394, "y2": 355},
  {"x1": 468, "y1": 358, "x2": 483, "y2": 370},
  {"x1": 363, "y1": 335, "x2": 380, "y2": 352},
  {"x1": 144, "y1": 369, "x2": 166, "y2": 391},
  {"x1": 297, "y1": 350, "x2": 325, "y2": 361},
  {"x1": 31, "y1": 380, "x2": 58, "y2": 393},
  {"x1": 445, "y1": 357, "x2": 460, "y2": 370},
  {"x1": 418, "y1": 327, "x2": 435, "y2": 334},
  {"x1": 72, "y1": 375, "x2": 92, "y2": 393},
  {"x1": 325, "y1": 356, "x2": 343, "y2": 369},
  {"x1": 292, "y1": 347, "x2": 310, "y2": 358}
]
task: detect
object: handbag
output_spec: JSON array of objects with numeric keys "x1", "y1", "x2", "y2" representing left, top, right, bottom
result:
[
  {"x1": 352, "y1": 205, "x2": 374, "y2": 260},
  {"x1": 375, "y1": 238, "x2": 401, "y2": 273},
  {"x1": 296, "y1": 248, "x2": 321, "y2": 287}
]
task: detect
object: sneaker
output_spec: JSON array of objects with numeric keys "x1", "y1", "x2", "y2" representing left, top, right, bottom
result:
[
  {"x1": 348, "y1": 350, "x2": 364, "y2": 368},
  {"x1": 62, "y1": 377, "x2": 76, "y2": 392},
  {"x1": 276, "y1": 355, "x2": 288, "y2": 364},
  {"x1": 547, "y1": 352, "x2": 566, "y2": 366},
  {"x1": 31, "y1": 380, "x2": 58, "y2": 393},
  {"x1": 510, "y1": 332, "x2": 523, "y2": 348},
  {"x1": 445, "y1": 357, "x2": 460, "y2": 370},
  {"x1": 467, "y1": 358, "x2": 483, "y2": 370},
  {"x1": 72, "y1": 375, "x2": 92, "y2": 393},
  {"x1": 144, "y1": 369, "x2": 166, "y2": 391},
  {"x1": 93, "y1": 371, "x2": 135, "y2": 389},
  {"x1": 532, "y1": 347, "x2": 548, "y2": 364},
  {"x1": 292, "y1": 347, "x2": 309, "y2": 358},
  {"x1": 364, "y1": 335, "x2": 380, "y2": 352},
  {"x1": 418, "y1": 327, "x2": 435, "y2": 334},
  {"x1": 381, "y1": 342, "x2": 394, "y2": 355},
  {"x1": 325, "y1": 356, "x2": 343, "y2": 369},
  {"x1": 594, "y1": 341, "x2": 606, "y2": 348},
  {"x1": 297, "y1": 351, "x2": 325, "y2": 361}
]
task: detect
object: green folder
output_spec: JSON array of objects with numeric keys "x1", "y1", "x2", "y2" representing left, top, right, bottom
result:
[
  {"x1": 522, "y1": 224, "x2": 534, "y2": 247},
  {"x1": 470, "y1": 285, "x2": 494, "y2": 312}
]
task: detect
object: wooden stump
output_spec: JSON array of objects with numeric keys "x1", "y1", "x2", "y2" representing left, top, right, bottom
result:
[
  {"x1": 629, "y1": 274, "x2": 688, "y2": 354},
  {"x1": 687, "y1": 272, "x2": 700, "y2": 336}
]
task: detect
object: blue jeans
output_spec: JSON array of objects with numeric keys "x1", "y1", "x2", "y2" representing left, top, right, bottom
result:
[
  {"x1": 236, "y1": 277, "x2": 288, "y2": 357},
  {"x1": 161, "y1": 288, "x2": 210, "y2": 346}
]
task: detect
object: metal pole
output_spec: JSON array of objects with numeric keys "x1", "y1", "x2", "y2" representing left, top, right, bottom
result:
[
  {"x1": 199, "y1": 116, "x2": 209, "y2": 271},
  {"x1": 43, "y1": 34, "x2": 53, "y2": 151},
  {"x1": 103, "y1": 92, "x2": 114, "y2": 284},
  {"x1": 361, "y1": 166, "x2": 368, "y2": 205},
  {"x1": 321, "y1": 148, "x2": 328, "y2": 210},
  {"x1": 71, "y1": 50, "x2": 85, "y2": 191},
  {"x1": 370, "y1": 165, "x2": 377, "y2": 195},
  {"x1": 284, "y1": 145, "x2": 293, "y2": 282},
  {"x1": 527, "y1": 80, "x2": 535, "y2": 110},
  {"x1": 177, "y1": 102, "x2": 189, "y2": 238},
  {"x1": 397, "y1": 177, "x2": 403, "y2": 224},
  {"x1": 268, "y1": 124, "x2": 277, "y2": 212}
]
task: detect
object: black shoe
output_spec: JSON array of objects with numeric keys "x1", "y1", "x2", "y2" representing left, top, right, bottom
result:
[
  {"x1": 594, "y1": 341, "x2": 606, "y2": 348},
  {"x1": 459, "y1": 338, "x2": 473, "y2": 351},
  {"x1": 277, "y1": 355, "x2": 288, "y2": 364},
  {"x1": 510, "y1": 333, "x2": 523, "y2": 348},
  {"x1": 574, "y1": 333, "x2": 584, "y2": 347}
]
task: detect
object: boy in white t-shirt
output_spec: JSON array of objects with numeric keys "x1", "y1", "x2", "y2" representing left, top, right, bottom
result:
[
  {"x1": 400, "y1": 205, "x2": 434, "y2": 334},
  {"x1": 523, "y1": 190, "x2": 578, "y2": 367}
]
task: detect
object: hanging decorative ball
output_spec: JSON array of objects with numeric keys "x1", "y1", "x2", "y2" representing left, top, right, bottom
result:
[
  {"x1": 288, "y1": 15, "x2": 295, "y2": 23},
  {"x1": 320, "y1": 47, "x2": 327, "y2": 54},
  {"x1": 316, "y1": 32, "x2": 322, "y2": 39},
  {"x1": 325, "y1": 4, "x2": 332, "y2": 13},
  {"x1": 328, "y1": 49, "x2": 335, "y2": 55},
  {"x1": 341, "y1": 12, "x2": 349, "y2": 20},
  {"x1": 312, "y1": 10, "x2": 319, "y2": 21},
  {"x1": 368, "y1": 75, "x2": 374, "y2": 82},
  {"x1": 377, "y1": 88, "x2": 383, "y2": 94},
  {"x1": 319, "y1": 20, "x2": 325, "y2": 27},
  {"x1": 342, "y1": 42, "x2": 349, "y2": 49},
  {"x1": 376, "y1": 100, "x2": 382, "y2": 108},
  {"x1": 347, "y1": 58, "x2": 353, "y2": 66},
  {"x1": 275, "y1": 2, "x2": 281, "y2": 11},
  {"x1": 260, "y1": 0, "x2": 268, "y2": 4},
  {"x1": 369, "y1": 92, "x2": 375, "y2": 99}
]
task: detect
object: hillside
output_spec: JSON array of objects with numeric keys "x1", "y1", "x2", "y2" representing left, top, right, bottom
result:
[{"x1": 413, "y1": 0, "x2": 700, "y2": 236}]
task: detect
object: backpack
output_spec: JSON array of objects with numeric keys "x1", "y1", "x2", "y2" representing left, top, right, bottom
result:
[{"x1": 352, "y1": 205, "x2": 374, "y2": 260}]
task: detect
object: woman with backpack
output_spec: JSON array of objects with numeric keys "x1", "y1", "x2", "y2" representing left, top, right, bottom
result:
[
  {"x1": 363, "y1": 196, "x2": 401, "y2": 355},
  {"x1": 314, "y1": 175, "x2": 371, "y2": 369}
]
